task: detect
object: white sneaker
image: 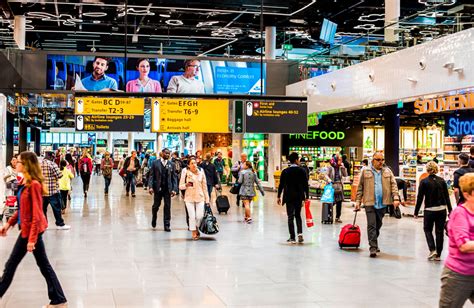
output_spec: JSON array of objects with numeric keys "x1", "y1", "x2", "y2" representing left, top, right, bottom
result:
[
  {"x1": 56, "y1": 225, "x2": 71, "y2": 230},
  {"x1": 427, "y1": 250, "x2": 437, "y2": 261}
]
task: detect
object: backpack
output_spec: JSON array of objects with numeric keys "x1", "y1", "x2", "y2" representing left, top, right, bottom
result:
[
  {"x1": 81, "y1": 159, "x2": 90, "y2": 174},
  {"x1": 103, "y1": 159, "x2": 113, "y2": 177}
]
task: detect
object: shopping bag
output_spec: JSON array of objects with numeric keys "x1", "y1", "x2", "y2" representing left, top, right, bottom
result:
[
  {"x1": 304, "y1": 200, "x2": 314, "y2": 228},
  {"x1": 199, "y1": 204, "x2": 219, "y2": 235},
  {"x1": 320, "y1": 183, "x2": 335, "y2": 203}
]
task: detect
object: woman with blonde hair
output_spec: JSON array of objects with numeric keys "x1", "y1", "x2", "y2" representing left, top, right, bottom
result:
[
  {"x1": 0, "y1": 151, "x2": 67, "y2": 307},
  {"x1": 179, "y1": 158, "x2": 209, "y2": 240},
  {"x1": 415, "y1": 161, "x2": 452, "y2": 261},
  {"x1": 78, "y1": 149, "x2": 93, "y2": 197},
  {"x1": 238, "y1": 161, "x2": 265, "y2": 224},
  {"x1": 439, "y1": 173, "x2": 474, "y2": 307}
]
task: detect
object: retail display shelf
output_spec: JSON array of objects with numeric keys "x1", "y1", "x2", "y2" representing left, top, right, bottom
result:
[
  {"x1": 444, "y1": 142, "x2": 460, "y2": 145},
  {"x1": 443, "y1": 151, "x2": 461, "y2": 153},
  {"x1": 461, "y1": 143, "x2": 474, "y2": 145}
]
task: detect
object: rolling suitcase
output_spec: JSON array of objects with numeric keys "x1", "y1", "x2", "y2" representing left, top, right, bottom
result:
[
  {"x1": 338, "y1": 211, "x2": 361, "y2": 249},
  {"x1": 216, "y1": 190, "x2": 230, "y2": 214},
  {"x1": 321, "y1": 202, "x2": 333, "y2": 224}
]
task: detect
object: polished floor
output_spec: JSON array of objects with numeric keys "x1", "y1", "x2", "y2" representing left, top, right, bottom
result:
[{"x1": 0, "y1": 173, "x2": 453, "y2": 307}]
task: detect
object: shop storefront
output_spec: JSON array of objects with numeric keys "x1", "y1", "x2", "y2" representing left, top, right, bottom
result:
[
  {"x1": 40, "y1": 132, "x2": 95, "y2": 155},
  {"x1": 113, "y1": 139, "x2": 128, "y2": 164},
  {"x1": 242, "y1": 133, "x2": 269, "y2": 181}
]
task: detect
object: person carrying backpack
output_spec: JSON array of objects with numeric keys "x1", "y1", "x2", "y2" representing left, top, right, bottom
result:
[
  {"x1": 454, "y1": 153, "x2": 474, "y2": 205},
  {"x1": 78, "y1": 150, "x2": 93, "y2": 197},
  {"x1": 101, "y1": 151, "x2": 114, "y2": 195},
  {"x1": 58, "y1": 160, "x2": 74, "y2": 214}
]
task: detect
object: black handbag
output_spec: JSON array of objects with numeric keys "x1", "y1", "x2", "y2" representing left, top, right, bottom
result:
[
  {"x1": 199, "y1": 204, "x2": 219, "y2": 235},
  {"x1": 393, "y1": 206, "x2": 402, "y2": 219},
  {"x1": 230, "y1": 183, "x2": 241, "y2": 194}
]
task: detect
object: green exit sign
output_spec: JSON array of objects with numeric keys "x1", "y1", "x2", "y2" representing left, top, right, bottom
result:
[
  {"x1": 282, "y1": 44, "x2": 293, "y2": 51},
  {"x1": 307, "y1": 113, "x2": 318, "y2": 127}
]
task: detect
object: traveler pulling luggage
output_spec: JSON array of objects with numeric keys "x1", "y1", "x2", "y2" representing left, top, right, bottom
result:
[
  {"x1": 338, "y1": 210, "x2": 361, "y2": 249},
  {"x1": 321, "y1": 183, "x2": 335, "y2": 224},
  {"x1": 216, "y1": 189, "x2": 230, "y2": 214}
]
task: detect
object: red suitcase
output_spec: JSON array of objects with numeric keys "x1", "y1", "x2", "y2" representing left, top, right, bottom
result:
[{"x1": 338, "y1": 211, "x2": 361, "y2": 249}]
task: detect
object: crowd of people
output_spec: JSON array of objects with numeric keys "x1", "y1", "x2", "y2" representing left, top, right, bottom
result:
[{"x1": 0, "y1": 147, "x2": 473, "y2": 307}]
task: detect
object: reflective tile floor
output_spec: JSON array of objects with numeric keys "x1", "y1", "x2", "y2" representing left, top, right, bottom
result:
[{"x1": 0, "y1": 174, "x2": 451, "y2": 307}]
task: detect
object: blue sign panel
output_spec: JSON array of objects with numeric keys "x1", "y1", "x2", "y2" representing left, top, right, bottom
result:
[
  {"x1": 446, "y1": 115, "x2": 474, "y2": 136},
  {"x1": 214, "y1": 67, "x2": 261, "y2": 93}
]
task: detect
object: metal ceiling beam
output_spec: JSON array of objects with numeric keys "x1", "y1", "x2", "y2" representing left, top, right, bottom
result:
[{"x1": 7, "y1": 0, "x2": 317, "y2": 17}]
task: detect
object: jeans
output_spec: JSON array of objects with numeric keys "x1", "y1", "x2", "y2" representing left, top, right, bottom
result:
[
  {"x1": 59, "y1": 190, "x2": 68, "y2": 210},
  {"x1": 43, "y1": 193, "x2": 65, "y2": 227},
  {"x1": 365, "y1": 206, "x2": 386, "y2": 250},
  {"x1": 94, "y1": 164, "x2": 101, "y2": 175},
  {"x1": 152, "y1": 190, "x2": 172, "y2": 228},
  {"x1": 126, "y1": 172, "x2": 136, "y2": 194},
  {"x1": 439, "y1": 266, "x2": 474, "y2": 308},
  {"x1": 185, "y1": 201, "x2": 205, "y2": 231},
  {"x1": 0, "y1": 234, "x2": 67, "y2": 305},
  {"x1": 207, "y1": 185, "x2": 213, "y2": 201},
  {"x1": 80, "y1": 172, "x2": 91, "y2": 194},
  {"x1": 104, "y1": 176, "x2": 112, "y2": 194},
  {"x1": 286, "y1": 202, "x2": 303, "y2": 240},
  {"x1": 424, "y1": 210, "x2": 447, "y2": 256},
  {"x1": 335, "y1": 201, "x2": 342, "y2": 219}
]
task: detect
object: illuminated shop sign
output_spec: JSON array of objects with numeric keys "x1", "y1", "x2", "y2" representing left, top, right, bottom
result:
[
  {"x1": 446, "y1": 115, "x2": 474, "y2": 136},
  {"x1": 414, "y1": 93, "x2": 474, "y2": 114},
  {"x1": 289, "y1": 131, "x2": 345, "y2": 140}
]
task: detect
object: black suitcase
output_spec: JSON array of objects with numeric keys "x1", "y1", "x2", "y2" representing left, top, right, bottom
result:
[
  {"x1": 321, "y1": 202, "x2": 333, "y2": 224},
  {"x1": 216, "y1": 190, "x2": 230, "y2": 214}
]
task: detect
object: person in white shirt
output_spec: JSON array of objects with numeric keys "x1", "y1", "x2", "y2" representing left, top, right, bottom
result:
[{"x1": 167, "y1": 60, "x2": 205, "y2": 94}]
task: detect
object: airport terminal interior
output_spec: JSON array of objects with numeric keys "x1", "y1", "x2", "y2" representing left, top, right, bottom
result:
[{"x1": 0, "y1": 0, "x2": 473, "y2": 307}]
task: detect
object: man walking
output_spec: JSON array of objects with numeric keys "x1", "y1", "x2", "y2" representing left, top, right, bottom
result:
[
  {"x1": 355, "y1": 152, "x2": 399, "y2": 257},
  {"x1": 148, "y1": 148, "x2": 178, "y2": 231},
  {"x1": 277, "y1": 152, "x2": 309, "y2": 244},
  {"x1": 213, "y1": 151, "x2": 226, "y2": 183},
  {"x1": 41, "y1": 153, "x2": 71, "y2": 230},
  {"x1": 201, "y1": 153, "x2": 220, "y2": 200},
  {"x1": 123, "y1": 151, "x2": 140, "y2": 197},
  {"x1": 453, "y1": 153, "x2": 474, "y2": 205}
]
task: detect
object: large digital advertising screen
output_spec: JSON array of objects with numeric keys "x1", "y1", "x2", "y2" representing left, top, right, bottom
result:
[{"x1": 47, "y1": 55, "x2": 265, "y2": 94}]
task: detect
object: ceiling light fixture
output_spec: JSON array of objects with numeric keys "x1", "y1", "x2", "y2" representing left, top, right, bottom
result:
[
  {"x1": 289, "y1": 19, "x2": 307, "y2": 24},
  {"x1": 82, "y1": 12, "x2": 107, "y2": 18},
  {"x1": 165, "y1": 19, "x2": 183, "y2": 26},
  {"x1": 159, "y1": 14, "x2": 171, "y2": 18}
]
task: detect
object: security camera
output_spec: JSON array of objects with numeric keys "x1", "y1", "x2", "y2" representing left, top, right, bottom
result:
[
  {"x1": 91, "y1": 47, "x2": 96, "y2": 52},
  {"x1": 419, "y1": 59, "x2": 426, "y2": 70}
]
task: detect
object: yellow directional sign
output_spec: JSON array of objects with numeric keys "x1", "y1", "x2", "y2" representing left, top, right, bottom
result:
[
  {"x1": 151, "y1": 98, "x2": 229, "y2": 133},
  {"x1": 75, "y1": 97, "x2": 144, "y2": 115}
]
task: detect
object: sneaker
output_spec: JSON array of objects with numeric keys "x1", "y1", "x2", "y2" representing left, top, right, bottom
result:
[
  {"x1": 433, "y1": 256, "x2": 441, "y2": 262},
  {"x1": 298, "y1": 234, "x2": 304, "y2": 243},
  {"x1": 370, "y1": 248, "x2": 377, "y2": 258},
  {"x1": 56, "y1": 225, "x2": 71, "y2": 230},
  {"x1": 246, "y1": 218, "x2": 253, "y2": 224},
  {"x1": 428, "y1": 250, "x2": 437, "y2": 261},
  {"x1": 287, "y1": 238, "x2": 296, "y2": 244},
  {"x1": 335, "y1": 218, "x2": 342, "y2": 223}
]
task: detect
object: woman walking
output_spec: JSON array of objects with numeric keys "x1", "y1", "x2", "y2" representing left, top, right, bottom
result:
[
  {"x1": 78, "y1": 151, "x2": 92, "y2": 197},
  {"x1": 439, "y1": 173, "x2": 474, "y2": 307},
  {"x1": 58, "y1": 160, "x2": 74, "y2": 214},
  {"x1": 415, "y1": 161, "x2": 452, "y2": 261},
  {"x1": 0, "y1": 151, "x2": 67, "y2": 307},
  {"x1": 238, "y1": 161, "x2": 265, "y2": 224},
  {"x1": 179, "y1": 158, "x2": 209, "y2": 240},
  {"x1": 330, "y1": 154, "x2": 348, "y2": 223},
  {"x1": 101, "y1": 152, "x2": 114, "y2": 195}
]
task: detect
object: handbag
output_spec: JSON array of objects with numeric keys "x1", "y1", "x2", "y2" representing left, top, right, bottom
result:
[
  {"x1": 230, "y1": 183, "x2": 241, "y2": 194},
  {"x1": 393, "y1": 206, "x2": 402, "y2": 219},
  {"x1": 199, "y1": 204, "x2": 219, "y2": 235},
  {"x1": 119, "y1": 168, "x2": 126, "y2": 177},
  {"x1": 304, "y1": 199, "x2": 314, "y2": 228},
  {"x1": 320, "y1": 183, "x2": 335, "y2": 203}
]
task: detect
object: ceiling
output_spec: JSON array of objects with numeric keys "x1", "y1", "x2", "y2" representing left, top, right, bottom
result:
[{"x1": 0, "y1": 0, "x2": 472, "y2": 57}]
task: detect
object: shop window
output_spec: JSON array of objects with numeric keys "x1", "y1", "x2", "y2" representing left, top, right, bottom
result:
[{"x1": 242, "y1": 133, "x2": 268, "y2": 181}]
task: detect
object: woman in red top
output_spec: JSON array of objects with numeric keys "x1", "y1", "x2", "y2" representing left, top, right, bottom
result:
[
  {"x1": 0, "y1": 151, "x2": 67, "y2": 307},
  {"x1": 78, "y1": 150, "x2": 93, "y2": 197}
]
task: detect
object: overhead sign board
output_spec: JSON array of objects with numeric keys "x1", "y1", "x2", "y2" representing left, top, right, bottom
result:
[
  {"x1": 245, "y1": 101, "x2": 308, "y2": 133},
  {"x1": 75, "y1": 97, "x2": 144, "y2": 132},
  {"x1": 445, "y1": 114, "x2": 474, "y2": 136},
  {"x1": 151, "y1": 98, "x2": 229, "y2": 133}
]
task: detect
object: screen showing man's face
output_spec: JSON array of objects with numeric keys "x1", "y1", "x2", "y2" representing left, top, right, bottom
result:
[{"x1": 93, "y1": 58, "x2": 108, "y2": 76}]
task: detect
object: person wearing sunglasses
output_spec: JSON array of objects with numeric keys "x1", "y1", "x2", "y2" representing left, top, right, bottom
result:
[
  {"x1": 166, "y1": 59, "x2": 205, "y2": 94},
  {"x1": 355, "y1": 152, "x2": 400, "y2": 258}
]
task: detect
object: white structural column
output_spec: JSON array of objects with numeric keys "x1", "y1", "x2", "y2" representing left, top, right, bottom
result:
[
  {"x1": 267, "y1": 134, "x2": 281, "y2": 189},
  {"x1": 265, "y1": 26, "x2": 276, "y2": 60},
  {"x1": 0, "y1": 95, "x2": 6, "y2": 203},
  {"x1": 107, "y1": 132, "x2": 113, "y2": 153},
  {"x1": 385, "y1": 0, "x2": 400, "y2": 42},
  {"x1": 128, "y1": 132, "x2": 134, "y2": 153},
  {"x1": 14, "y1": 15, "x2": 26, "y2": 50}
]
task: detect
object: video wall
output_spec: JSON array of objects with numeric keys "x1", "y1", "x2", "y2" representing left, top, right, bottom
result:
[{"x1": 47, "y1": 55, "x2": 266, "y2": 94}]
